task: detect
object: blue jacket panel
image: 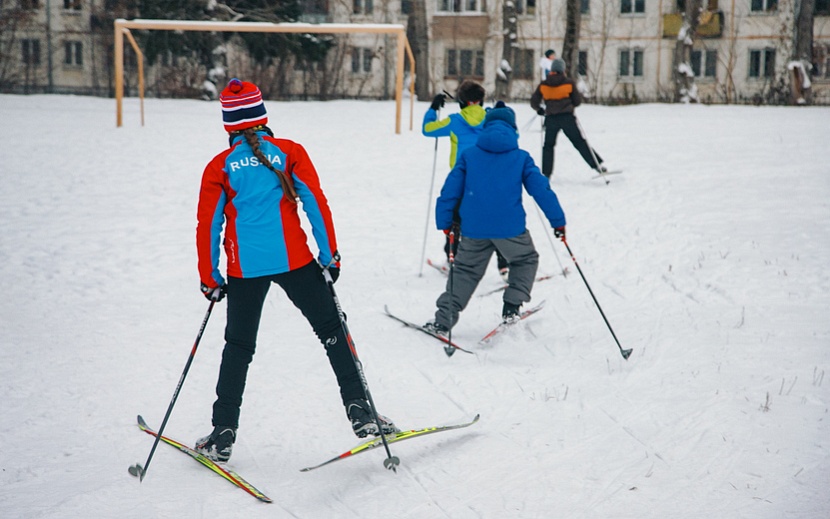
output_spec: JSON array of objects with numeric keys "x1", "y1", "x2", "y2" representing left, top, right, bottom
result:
[{"x1": 436, "y1": 120, "x2": 566, "y2": 240}]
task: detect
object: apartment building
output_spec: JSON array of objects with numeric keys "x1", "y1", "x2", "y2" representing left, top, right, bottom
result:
[{"x1": 2, "y1": 0, "x2": 828, "y2": 104}]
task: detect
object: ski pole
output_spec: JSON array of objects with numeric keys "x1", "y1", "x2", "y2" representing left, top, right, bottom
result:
[
  {"x1": 533, "y1": 203, "x2": 568, "y2": 277},
  {"x1": 129, "y1": 300, "x2": 216, "y2": 481},
  {"x1": 418, "y1": 108, "x2": 441, "y2": 277},
  {"x1": 521, "y1": 113, "x2": 540, "y2": 133},
  {"x1": 575, "y1": 116, "x2": 609, "y2": 185},
  {"x1": 560, "y1": 237, "x2": 632, "y2": 360},
  {"x1": 444, "y1": 226, "x2": 457, "y2": 358},
  {"x1": 322, "y1": 262, "x2": 400, "y2": 472}
]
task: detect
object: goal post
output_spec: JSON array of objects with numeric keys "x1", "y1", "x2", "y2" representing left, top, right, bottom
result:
[{"x1": 114, "y1": 18, "x2": 416, "y2": 133}]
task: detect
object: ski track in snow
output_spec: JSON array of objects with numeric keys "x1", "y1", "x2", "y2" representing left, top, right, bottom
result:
[{"x1": 0, "y1": 95, "x2": 828, "y2": 518}]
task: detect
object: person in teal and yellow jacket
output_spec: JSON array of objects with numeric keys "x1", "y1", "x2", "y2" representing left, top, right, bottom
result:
[{"x1": 422, "y1": 80, "x2": 510, "y2": 280}]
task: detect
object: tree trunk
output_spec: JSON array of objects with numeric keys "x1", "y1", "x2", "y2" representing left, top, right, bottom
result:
[
  {"x1": 495, "y1": 0, "x2": 517, "y2": 100},
  {"x1": 673, "y1": 0, "x2": 702, "y2": 102},
  {"x1": 794, "y1": 0, "x2": 814, "y2": 61},
  {"x1": 792, "y1": 0, "x2": 814, "y2": 104},
  {"x1": 407, "y1": 0, "x2": 431, "y2": 102},
  {"x1": 562, "y1": 0, "x2": 581, "y2": 77}
]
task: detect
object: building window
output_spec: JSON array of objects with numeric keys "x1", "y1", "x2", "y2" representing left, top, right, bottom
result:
[
  {"x1": 815, "y1": 0, "x2": 830, "y2": 14},
  {"x1": 297, "y1": 0, "x2": 328, "y2": 21},
  {"x1": 446, "y1": 48, "x2": 485, "y2": 77},
  {"x1": 619, "y1": 49, "x2": 643, "y2": 77},
  {"x1": 690, "y1": 49, "x2": 717, "y2": 78},
  {"x1": 438, "y1": 0, "x2": 483, "y2": 13},
  {"x1": 22, "y1": 39, "x2": 40, "y2": 65},
  {"x1": 749, "y1": 48, "x2": 775, "y2": 78},
  {"x1": 64, "y1": 41, "x2": 83, "y2": 66},
  {"x1": 750, "y1": 0, "x2": 777, "y2": 11},
  {"x1": 63, "y1": 0, "x2": 81, "y2": 9},
  {"x1": 621, "y1": 0, "x2": 645, "y2": 14},
  {"x1": 516, "y1": 0, "x2": 536, "y2": 15},
  {"x1": 20, "y1": 0, "x2": 40, "y2": 8},
  {"x1": 577, "y1": 50, "x2": 588, "y2": 76},
  {"x1": 353, "y1": 0, "x2": 373, "y2": 15},
  {"x1": 580, "y1": 0, "x2": 590, "y2": 13},
  {"x1": 512, "y1": 49, "x2": 535, "y2": 79},
  {"x1": 401, "y1": 0, "x2": 412, "y2": 13},
  {"x1": 351, "y1": 47, "x2": 373, "y2": 73}
]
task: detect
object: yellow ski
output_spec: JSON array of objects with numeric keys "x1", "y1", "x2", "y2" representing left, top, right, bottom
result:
[{"x1": 300, "y1": 414, "x2": 480, "y2": 472}]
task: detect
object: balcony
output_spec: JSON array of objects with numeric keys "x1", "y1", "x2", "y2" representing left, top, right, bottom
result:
[{"x1": 663, "y1": 11, "x2": 724, "y2": 39}]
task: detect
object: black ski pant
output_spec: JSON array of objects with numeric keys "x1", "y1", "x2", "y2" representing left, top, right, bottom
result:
[
  {"x1": 212, "y1": 260, "x2": 364, "y2": 429},
  {"x1": 542, "y1": 113, "x2": 603, "y2": 178}
]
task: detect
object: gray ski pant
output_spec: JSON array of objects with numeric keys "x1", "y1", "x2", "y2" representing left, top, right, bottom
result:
[{"x1": 434, "y1": 230, "x2": 539, "y2": 329}]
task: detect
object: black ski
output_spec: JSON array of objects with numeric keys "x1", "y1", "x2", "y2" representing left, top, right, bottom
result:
[{"x1": 384, "y1": 305, "x2": 474, "y2": 355}]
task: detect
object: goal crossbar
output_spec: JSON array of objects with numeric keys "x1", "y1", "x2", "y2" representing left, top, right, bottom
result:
[{"x1": 114, "y1": 18, "x2": 415, "y2": 133}]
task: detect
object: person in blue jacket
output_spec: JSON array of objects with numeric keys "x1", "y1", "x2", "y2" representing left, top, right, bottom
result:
[
  {"x1": 423, "y1": 103, "x2": 567, "y2": 334},
  {"x1": 422, "y1": 81, "x2": 510, "y2": 280}
]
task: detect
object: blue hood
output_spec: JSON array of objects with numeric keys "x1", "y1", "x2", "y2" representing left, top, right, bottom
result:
[{"x1": 476, "y1": 120, "x2": 519, "y2": 154}]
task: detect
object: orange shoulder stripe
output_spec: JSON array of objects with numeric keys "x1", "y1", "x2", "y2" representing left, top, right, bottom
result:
[{"x1": 540, "y1": 83, "x2": 573, "y2": 101}]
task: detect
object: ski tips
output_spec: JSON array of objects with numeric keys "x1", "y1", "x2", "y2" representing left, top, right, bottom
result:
[
  {"x1": 128, "y1": 463, "x2": 145, "y2": 480},
  {"x1": 621, "y1": 348, "x2": 633, "y2": 360},
  {"x1": 384, "y1": 456, "x2": 401, "y2": 472}
]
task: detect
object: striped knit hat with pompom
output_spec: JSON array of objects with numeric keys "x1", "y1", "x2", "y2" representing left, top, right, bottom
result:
[{"x1": 219, "y1": 78, "x2": 268, "y2": 132}]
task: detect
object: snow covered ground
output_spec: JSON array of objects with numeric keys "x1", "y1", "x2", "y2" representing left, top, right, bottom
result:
[{"x1": 0, "y1": 94, "x2": 828, "y2": 519}]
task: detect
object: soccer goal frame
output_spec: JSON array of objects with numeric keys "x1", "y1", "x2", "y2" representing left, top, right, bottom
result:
[{"x1": 114, "y1": 18, "x2": 416, "y2": 133}]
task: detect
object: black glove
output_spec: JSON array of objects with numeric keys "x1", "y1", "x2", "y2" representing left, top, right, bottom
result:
[
  {"x1": 327, "y1": 267, "x2": 340, "y2": 284},
  {"x1": 554, "y1": 226, "x2": 566, "y2": 239},
  {"x1": 537, "y1": 108, "x2": 546, "y2": 116},
  {"x1": 200, "y1": 282, "x2": 226, "y2": 302},
  {"x1": 443, "y1": 222, "x2": 460, "y2": 236},
  {"x1": 430, "y1": 94, "x2": 446, "y2": 111}
]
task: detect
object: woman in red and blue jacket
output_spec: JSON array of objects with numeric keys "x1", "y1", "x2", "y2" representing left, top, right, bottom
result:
[{"x1": 194, "y1": 79, "x2": 397, "y2": 463}]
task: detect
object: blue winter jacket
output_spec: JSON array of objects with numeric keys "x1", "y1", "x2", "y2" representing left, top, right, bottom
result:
[{"x1": 435, "y1": 119, "x2": 566, "y2": 239}]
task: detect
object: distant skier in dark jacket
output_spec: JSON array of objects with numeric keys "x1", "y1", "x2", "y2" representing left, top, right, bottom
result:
[
  {"x1": 423, "y1": 104, "x2": 567, "y2": 335},
  {"x1": 530, "y1": 58, "x2": 606, "y2": 178}
]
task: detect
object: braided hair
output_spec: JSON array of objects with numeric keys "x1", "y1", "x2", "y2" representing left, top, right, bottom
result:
[{"x1": 232, "y1": 125, "x2": 299, "y2": 203}]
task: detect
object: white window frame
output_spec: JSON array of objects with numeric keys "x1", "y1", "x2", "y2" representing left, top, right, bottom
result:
[
  {"x1": 351, "y1": 46, "x2": 373, "y2": 74},
  {"x1": 436, "y1": 0, "x2": 484, "y2": 14},
  {"x1": 64, "y1": 40, "x2": 83, "y2": 66},
  {"x1": 748, "y1": 48, "x2": 776, "y2": 79},
  {"x1": 750, "y1": 0, "x2": 777, "y2": 12},
  {"x1": 22, "y1": 38, "x2": 41, "y2": 65},
  {"x1": 620, "y1": 0, "x2": 645, "y2": 15},
  {"x1": 690, "y1": 49, "x2": 717, "y2": 79},
  {"x1": 515, "y1": 0, "x2": 537, "y2": 16},
  {"x1": 618, "y1": 48, "x2": 644, "y2": 78},
  {"x1": 353, "y1": 0, "x2": 373, "y2": 16},
  {"x1": 445, "y1": 48, "x2": 485, "y2": 78}
]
